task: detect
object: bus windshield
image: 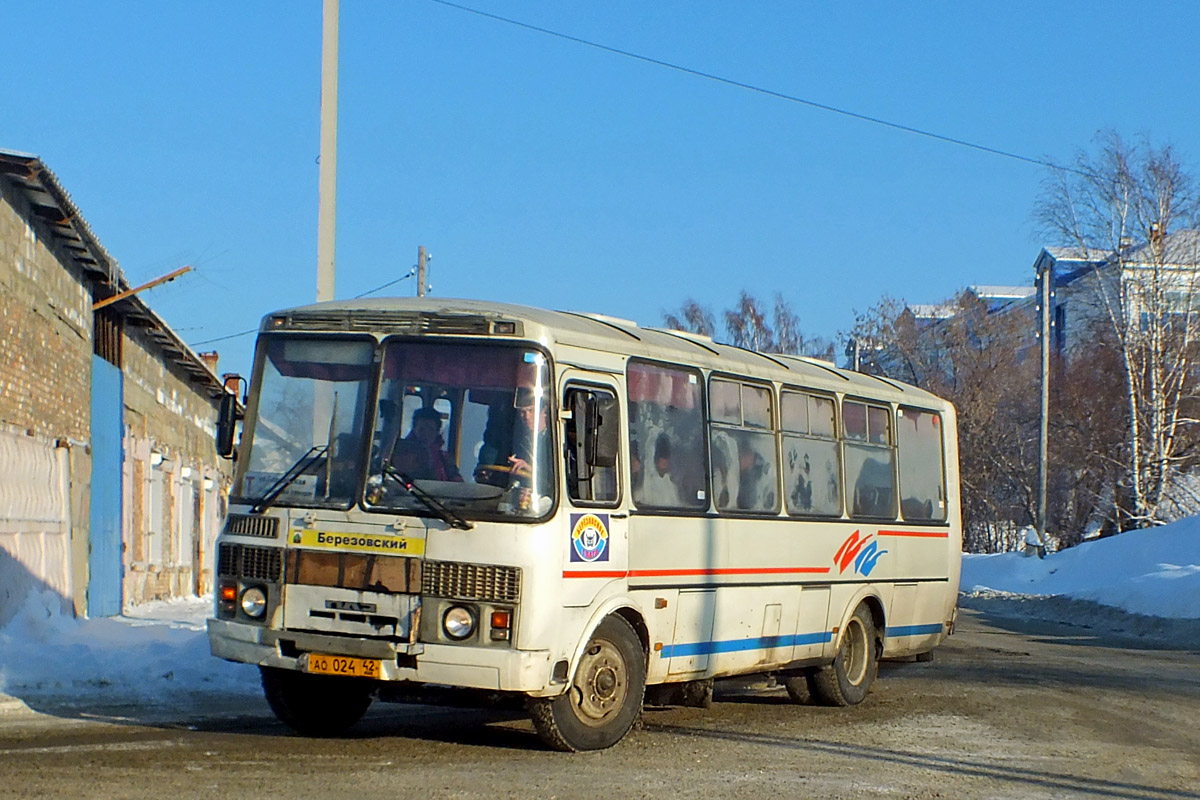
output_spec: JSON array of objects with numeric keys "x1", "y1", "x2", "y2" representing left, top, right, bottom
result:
[
  {"x1": 234, "y1": 336, "x2": 555, "y2": 520},
  {"x1": 366, "y1": 341, "x2": 554, "y2": 519},
  {"x1": 236, "y1": 336, "x2": 376, "y2": 509}
]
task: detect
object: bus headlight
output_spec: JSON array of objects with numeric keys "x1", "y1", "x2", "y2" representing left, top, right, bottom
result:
[
  {"x1": 240, "y1": 586, "x2": 268, "y2": 619},
  {"x1": 443, "y1": 606, "x2": 476, "y2": 640}
]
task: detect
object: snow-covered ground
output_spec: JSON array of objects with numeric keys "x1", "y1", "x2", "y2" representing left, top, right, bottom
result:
[
  {"x1": 0, "y1": 593, "x2": 260, "y2": 713},
  {"x1": 961, "y1": 516, "x2": 1200, "y2": 619},
  {"x1": 1, "y1": 516, "x2": 1197, "y2": 713}
]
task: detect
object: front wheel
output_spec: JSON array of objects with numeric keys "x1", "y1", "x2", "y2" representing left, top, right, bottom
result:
[
  {"x1": 529, "y1": 615, "x2": 646, "y2": 751},
  {"x1": 807, "y1": 604, "x2": 880, "y2": 706},
  {"x1": 261, "y1": 666, "x2": 374, "y2": 736}
]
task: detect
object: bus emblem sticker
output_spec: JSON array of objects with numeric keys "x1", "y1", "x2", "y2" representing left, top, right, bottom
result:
[
  {"x1": 834, "y1": 530, "x2": 887, "y2": 577},
  {"x1": 570, "y1": 513, "x2": 610, "y2": 563}
]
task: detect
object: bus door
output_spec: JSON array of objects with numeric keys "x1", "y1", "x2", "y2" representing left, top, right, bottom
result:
[{"x1": 559, "y1": 377, "x2": 626, "y2": 607}]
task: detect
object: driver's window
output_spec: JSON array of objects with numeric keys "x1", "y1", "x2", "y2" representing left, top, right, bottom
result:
[{"x1": 564, "y1": 386, "x2": 620, "y2": 506}]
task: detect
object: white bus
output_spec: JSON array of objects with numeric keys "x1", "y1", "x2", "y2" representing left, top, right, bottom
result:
[{"x1": 208, "y1": 298, "x2": 960, "y2": 751}]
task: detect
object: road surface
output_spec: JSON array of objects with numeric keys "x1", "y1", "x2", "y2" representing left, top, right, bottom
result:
[{"x1": 1, "y1": 609, "x2": 1197, "y2": 799}]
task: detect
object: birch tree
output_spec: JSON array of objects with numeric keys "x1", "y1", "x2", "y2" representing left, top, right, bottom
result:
[{"x1": 1036, "y1": 132, "x2": 1200, "y2": 527}]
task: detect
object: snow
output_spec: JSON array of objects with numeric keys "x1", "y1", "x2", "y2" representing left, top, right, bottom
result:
[
  {"x1": 0, "y1": 592, "x2": 260, "y2": 712},
  {"x1": 1, "y1": 516, "x2": 1197, "y2": 714},
  {"x1": 962, "y1": 515, "x2": 1200, "y2": 619}
]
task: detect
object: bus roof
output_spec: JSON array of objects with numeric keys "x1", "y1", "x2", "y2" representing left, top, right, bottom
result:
[{"x1": 265, "y1": 297, "x2": 948, "y2": 409}]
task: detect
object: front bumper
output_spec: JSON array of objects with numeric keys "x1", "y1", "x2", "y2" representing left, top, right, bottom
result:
[{"x1": 208, "y1": 618, "x2": 554, "y2": 693}]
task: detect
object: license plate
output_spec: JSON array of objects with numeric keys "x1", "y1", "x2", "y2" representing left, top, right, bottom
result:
[{"x1": 305, "y1": 653, "x2": 382, "y2": 679}]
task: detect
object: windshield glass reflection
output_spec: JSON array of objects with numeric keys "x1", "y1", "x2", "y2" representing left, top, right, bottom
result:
[
  {"x1": 235, "y1": 337, "x2": 374, "y2": 508},
  {"x1": 366, "y1": 342, "x2": 554, "y2": 519}
]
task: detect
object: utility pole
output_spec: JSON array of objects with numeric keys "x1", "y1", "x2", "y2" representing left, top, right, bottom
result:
[
  {"x1": 316, "y1": 0, "x2": 339, "y2": 302},
  {"x1": 1035, "y1": 255, "x2": 1053, "y2": 547},
  {"x1": 417, "y1": 246, "x2": 428, "y2": 297}
]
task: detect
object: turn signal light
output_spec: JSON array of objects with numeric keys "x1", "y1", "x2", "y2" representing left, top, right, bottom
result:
[
  {"x1": 220, "y1": 584, "x2": 238, "y2": 603},
  {"x1": 490, "y1": 610, "x2": 512, "y2": 641}
]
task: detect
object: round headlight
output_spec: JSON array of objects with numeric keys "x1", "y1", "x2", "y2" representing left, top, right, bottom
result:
[
  {"x1": 240, "y1": 586, "x2": 268, "y2": 619},
  {"x1": 443, "y1": 606, "x2": 476, "y2": 640}
]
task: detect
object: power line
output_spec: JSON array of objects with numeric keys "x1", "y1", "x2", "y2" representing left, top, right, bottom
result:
[
  {"x1": 187, "y1": 270, "x2": 417, "y2": 349},
  {"x1": 354, "y1": 268, "x2": 416, "y2": 299},
  {"x1": 189, "y1": 328, "x2": 257, "y2": 347},
  {"x1": 428, "y1": 0, "x2": 1079, "y2": 175}
]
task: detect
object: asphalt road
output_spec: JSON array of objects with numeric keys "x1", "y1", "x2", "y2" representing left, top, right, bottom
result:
[{"x1": 1, "y1": 609, "x2": 1197, "y2": 800}]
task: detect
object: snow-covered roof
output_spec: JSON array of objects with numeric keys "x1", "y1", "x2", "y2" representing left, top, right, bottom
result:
[
  {"x1": 970, "y1": 285, "x2": 1035, "y2": 301},
  {"x1": 907, "y1": 303, "x2": 957, "y2": 320}
]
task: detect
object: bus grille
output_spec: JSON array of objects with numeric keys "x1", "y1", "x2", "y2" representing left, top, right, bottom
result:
[
  {"x1": 223, "y1": 513, "x2": 279, "y2": 539},
  {"x1": 422, "y1": 560, "x2": 521, "y2": 603},
  {"x1": 218, "y1": 544, "x2": 283, "y2": 582},
  {"x1": 276, "y1": 311, "x2": 493, "y2": 336}
]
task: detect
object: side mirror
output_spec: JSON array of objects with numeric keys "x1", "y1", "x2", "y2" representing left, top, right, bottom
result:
[
  {"x1": 216, "y1": 392, "x2": 241, "y2": 458},
  {"x1": 584, "y1": 395, "x2": 619, "y2": 468}
]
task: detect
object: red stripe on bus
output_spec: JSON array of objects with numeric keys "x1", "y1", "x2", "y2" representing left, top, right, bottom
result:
[
  {"x1": 628, "y1": 566, "x2": 831, "y2": 577},
  {"x1": 877, "y1": 530, "x2": 950, "y2": 538},
  {"x1": 563, "y1": 566, "x2": 832, "y2": 579}
]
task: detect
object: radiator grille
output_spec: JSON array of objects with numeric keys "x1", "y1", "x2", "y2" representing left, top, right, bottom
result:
[
  {"x1": 218, "y1": 543, "x2": 283, "y2": 582},
  {"x1": 276, "y1": 311, "x2": 493, "y2": 336},
  {"x1": 223, "y1": 513, "x2": 279, "y2": 539},
  {"x1": 422, "y1": 560, "x2": 521, "y2": 603}
]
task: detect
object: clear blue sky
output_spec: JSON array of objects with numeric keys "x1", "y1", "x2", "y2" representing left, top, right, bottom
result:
[{"x1": 6, "y1": 1, "x2": 1200, "y2": 379}]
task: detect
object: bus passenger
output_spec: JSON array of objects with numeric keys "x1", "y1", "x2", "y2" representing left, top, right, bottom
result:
[
  {"x1": 391, "y1": 407, "x2": 462, "y2": 482},
  {"x1": 641, "y1": 433, "x2": 681, "y2": 506}
]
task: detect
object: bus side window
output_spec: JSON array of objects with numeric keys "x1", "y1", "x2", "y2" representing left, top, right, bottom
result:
[
  {"x1": 843, "y1": 399, "x2": 897, "y2": 520},
  {"x1": 897, "y1": 408, "x2": 947, "y2": 522},
  {"x1": 781, "y1": 390, "x2": 842, "y2": 517},
  {"x1": 627, "y1": 361, "x2": 707, "y2": 510},
  {"x1": 710, "y1": 378, "x2": 779, "y2": 514}
]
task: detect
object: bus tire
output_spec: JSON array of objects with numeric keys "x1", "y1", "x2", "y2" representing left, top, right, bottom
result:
[
  {"x1": 807, "y1": 604, "x2": 879, "y2": 707},
  {"x1": 529, "y1": 615, "x2": 645, "y2": 751},
  {"x1": 261, "y1": 666, "x2": 373, "y2": 736}
]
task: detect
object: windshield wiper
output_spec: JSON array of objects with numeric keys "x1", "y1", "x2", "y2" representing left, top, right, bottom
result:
[
  {"x1": 251, "y1": 445, "x2": 329, "y2": 513},
  {"x1": 379, "y1": 461, "x2": 474, "y2": 530}
]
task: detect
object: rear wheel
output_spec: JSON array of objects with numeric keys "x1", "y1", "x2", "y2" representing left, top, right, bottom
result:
[
  {"x1": 529, "y1": 615, "x2": 645, "y2": 751},
  {"x1": 808, "y1": 604, "x2": 879, "y2": 706},
  {"x1": 261, "y1": 666, "x2": 373, "y2": 736}
]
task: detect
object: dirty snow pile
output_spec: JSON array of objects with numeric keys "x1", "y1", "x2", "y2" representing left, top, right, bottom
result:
[
  {"x1": 0, "y1": 593, "x2": 260, "y2": 712},
  {"x1": 961, "y1": 515, "x2": 1200, "y2": 644}
]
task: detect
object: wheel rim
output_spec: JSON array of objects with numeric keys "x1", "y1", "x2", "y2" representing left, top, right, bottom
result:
[
  {"x1": 840, "y1": 618, "x2": 869, "y2": 686},
  {"x1": 571, "y1": 638, "x2": 628, "y2": 726}
]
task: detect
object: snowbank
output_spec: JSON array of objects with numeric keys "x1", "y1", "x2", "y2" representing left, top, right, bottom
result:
[
  {"x1": 0, "y1": 591, "x2": 259, "y2": 707},
  {"x1": 962, "y1": 516, "x2": 1200, "y2": 619}
]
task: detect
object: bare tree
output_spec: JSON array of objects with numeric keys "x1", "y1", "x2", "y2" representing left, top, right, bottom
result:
[
  {"x1": 665, "y1": 292, "x2": 829, "y2": 357},
  {"x1": 1036, "y1": 132, "x2": 1200, "y2": 527},
  {"x1": 663, "y1": 299, "x2": 717, "y2": 337},
  {"x1": 850, "y1": 291, "x2": 1041, "y2": 552},
  {"x1": 724, "y1": 291, "x2": 774, "y2": 352}
]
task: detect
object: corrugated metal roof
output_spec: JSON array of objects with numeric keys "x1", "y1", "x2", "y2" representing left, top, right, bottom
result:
[{"x1": 0, "y1": 148, "x2": 231, "y2": 401}]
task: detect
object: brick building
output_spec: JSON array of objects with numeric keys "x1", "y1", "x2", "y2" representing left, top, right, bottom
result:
[{"x1": 0, "y1": 148, "x2": 237, "y2": 624}]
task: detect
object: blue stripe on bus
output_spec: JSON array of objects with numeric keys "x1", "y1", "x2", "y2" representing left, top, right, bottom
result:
[
  {"x1": 660, "y1": 631, "x2": 834, "y2": 658},
  {"x1": 885, "y1": 623, "x2": 944, "y2": 637}
]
